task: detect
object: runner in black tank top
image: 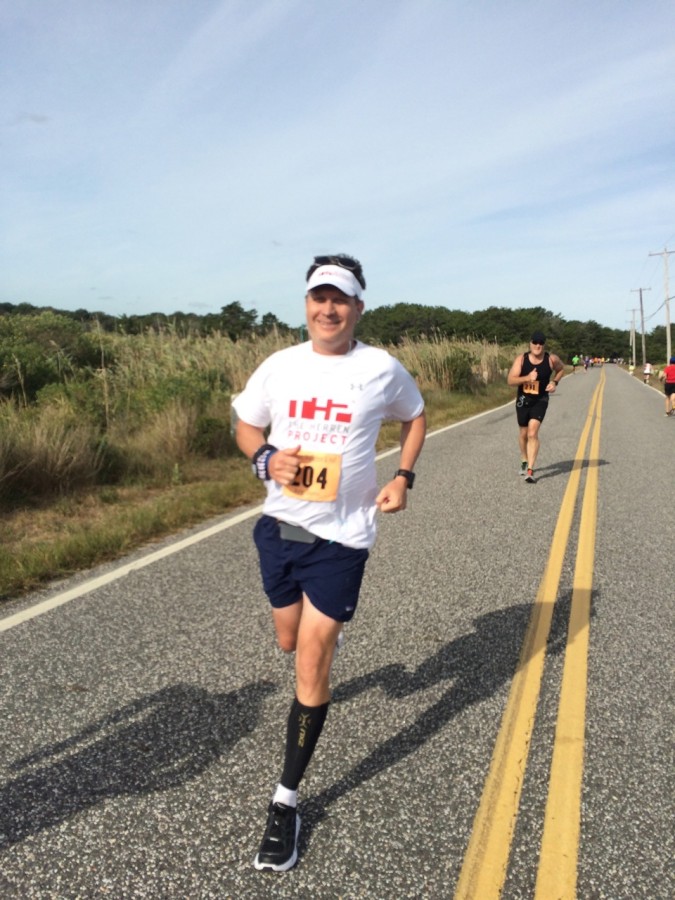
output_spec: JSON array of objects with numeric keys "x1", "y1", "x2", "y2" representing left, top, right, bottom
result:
[
  {"x1": 517, "y1": 351, "x2": 554, "y2": 402},
  {"x1": 507, "y1": 331, "x2": 564, "y2": 482}
]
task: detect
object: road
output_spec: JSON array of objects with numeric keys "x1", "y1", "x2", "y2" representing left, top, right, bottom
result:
[{"x1": 1, "y1": 364, "x2": 673, "y2": 899}]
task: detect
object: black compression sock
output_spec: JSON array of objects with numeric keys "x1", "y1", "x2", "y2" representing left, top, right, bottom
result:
[{"x1": 280, "y1": 697, "x2": 329, "y2": 791}]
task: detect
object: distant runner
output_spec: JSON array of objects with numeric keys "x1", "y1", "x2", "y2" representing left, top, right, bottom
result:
[
  {"x1": 507, "y1": 331, "x2": 564, "y2": 483},
  {"x1": 659, "y1": 356, "x2": 675, "y2": 416}
]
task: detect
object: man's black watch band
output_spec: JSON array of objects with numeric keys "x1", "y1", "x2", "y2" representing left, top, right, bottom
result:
[{"x1": 394, "y1": 469, "x2": 415, "y2": 489}]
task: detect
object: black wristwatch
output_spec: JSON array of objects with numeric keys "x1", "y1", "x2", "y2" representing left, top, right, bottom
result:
[{"x1": 394, "y1": 469, "x2": 415, "y2": 489}]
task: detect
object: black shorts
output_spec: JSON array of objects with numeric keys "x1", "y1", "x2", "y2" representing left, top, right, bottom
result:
[
  {"x1": 665, "y1": 383, "x2": 675, "y2": 397},
  {"x1": 516, "y1": 396, "x2": 549, "y2": 427}
]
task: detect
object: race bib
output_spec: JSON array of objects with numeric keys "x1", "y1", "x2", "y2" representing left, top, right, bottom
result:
[
  {"x1": 282, "y1": 452, "x2": 342, "y2": 502},
  {"x1": 522, "y1": 380, "x2": 539, "y2": 395}
]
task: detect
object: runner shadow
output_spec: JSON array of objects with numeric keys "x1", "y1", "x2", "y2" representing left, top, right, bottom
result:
[
  {"x1": 299, "y1": 592, "x2": 596, "y2": 854},
  {"x1": 535, "y1": 458, "x2": 609, "y2": 481},
  {"x1": 0, "y1": 680, "x2": 276, "y2": 848}
]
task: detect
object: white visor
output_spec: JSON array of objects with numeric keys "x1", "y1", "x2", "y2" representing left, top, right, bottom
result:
[{"x1": 306, "y1": 264, "x2": 363, "y2": 299}]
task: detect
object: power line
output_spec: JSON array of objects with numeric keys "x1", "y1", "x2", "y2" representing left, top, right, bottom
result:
[{"x1": 644, "y1": 299, "x2": 666, "y2": 321}]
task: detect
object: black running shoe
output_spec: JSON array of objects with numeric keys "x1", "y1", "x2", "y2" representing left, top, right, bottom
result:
[{"x1": 253, "y1": 802, "x2": 300, "y2": 872}]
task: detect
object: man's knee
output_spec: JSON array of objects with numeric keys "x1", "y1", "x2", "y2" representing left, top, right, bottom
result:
[
  {"x1": 272, "y1": 600, "x2": 303, "y2": 653},
  {"x1": 277, "y1": 634, "x2": 297, "y2": 653},
  {"x1": 296, "y1": 640, "x2": 334, "y2": 690},
  {"x1": 296, "y1": 646, "x2": 328, "y2": 681}
]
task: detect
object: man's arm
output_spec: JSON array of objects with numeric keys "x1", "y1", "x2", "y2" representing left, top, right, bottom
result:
[
  {"x1": 507, "y1": 354, "x2": 536, "y2": 387},
  {"x1": 235, "y1": 419, "x2": 269, "y2": 461},
  {"x1": 545, "y1": 355, "x2": 565, "y2": 393},
  {"x1": 376, "y1": 410, "x2": 427, "y2": 513},
  {"x1": 235, "y1": 420, "x2": 301, "y2": 485}
]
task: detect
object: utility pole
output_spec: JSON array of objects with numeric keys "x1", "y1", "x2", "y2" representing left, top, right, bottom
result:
[
  {"x1": 627, "y1": 309, "x2": 639, "y2": 368},
  {"x1": 648, "y1": 247, "x2": 675, "y2": 362},
  {"x1": 631, "y1": 288, "x2": 651, "y2": 367}
]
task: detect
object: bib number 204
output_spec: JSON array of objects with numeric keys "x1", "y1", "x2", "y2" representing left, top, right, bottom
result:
[
  {"x1": 293, "y1": 464, "x2": 328, "y2": 490},
  {"x1": 282, "y1": 452, "x2": 341, "y2": 502}
]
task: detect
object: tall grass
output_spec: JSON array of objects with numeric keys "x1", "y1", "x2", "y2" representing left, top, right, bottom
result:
[
  {"x1": 99, "y1": 326, "x2": 293, "y2": 401},
  {"x1": 0, "y1": 328, "x2": 517, "y2": 504},
  {"x1": 389, "y1": 333, "x2": 512, "y2": 391},
  {"x1": 0, "y1": 399, "x2": 102, "y2": 500}
]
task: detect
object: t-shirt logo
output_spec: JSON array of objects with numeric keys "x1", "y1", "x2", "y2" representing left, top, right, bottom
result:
[{"x1": 288, "y1": 398, "x2": 352, "y2": 424}]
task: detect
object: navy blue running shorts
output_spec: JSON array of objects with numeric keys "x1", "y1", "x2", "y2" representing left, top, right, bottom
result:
[{"x1": 252, "y1": 515, "x2": 369, "y2": 623}]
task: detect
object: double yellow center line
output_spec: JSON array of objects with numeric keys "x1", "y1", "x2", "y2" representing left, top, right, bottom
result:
[{"x1": 455, "y1": 370, "x2": 606, "y2": 900}]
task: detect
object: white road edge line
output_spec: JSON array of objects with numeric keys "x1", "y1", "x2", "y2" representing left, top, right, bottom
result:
[{"x1": 0, "y1": 402, "x2": 511, "y2": 633}]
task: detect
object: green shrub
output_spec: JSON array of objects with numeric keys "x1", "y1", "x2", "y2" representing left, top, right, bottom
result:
[
  {"x1": 191, "y1": 415, "x2": 235, "y2": 458},
  {"x1": 0, "y1": 312, "x2": 102, "y2": 402},
  {"x1": 445, "y1": 347, "x2": 475, "y2": 391}
]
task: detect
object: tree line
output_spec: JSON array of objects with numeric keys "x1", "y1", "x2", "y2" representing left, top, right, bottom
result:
[{"x1": 0, "y1": 298, "x2": 668, "y2": 364}]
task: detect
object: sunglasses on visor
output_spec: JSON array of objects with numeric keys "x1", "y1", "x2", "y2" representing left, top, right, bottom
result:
[
  {"x1": 312, "y1": 255, "x2": 360, "y2": 271},
  {"x1": 310, "y1": 255, "x2": 366, "y2": 289}
]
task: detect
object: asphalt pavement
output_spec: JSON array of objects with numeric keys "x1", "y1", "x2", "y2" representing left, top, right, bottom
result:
[{"x1": 0, "y1": 364, "x2": 673, "y2": 899}]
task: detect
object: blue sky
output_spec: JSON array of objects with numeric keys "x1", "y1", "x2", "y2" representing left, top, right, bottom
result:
[{"x1": 2, "y1": 0, "x2": 674, "y2": 332}]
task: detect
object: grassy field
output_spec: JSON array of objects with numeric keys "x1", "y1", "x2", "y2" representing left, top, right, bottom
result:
[{"x1": 0, "y1": 382, "x2": 515, "y2": 603}]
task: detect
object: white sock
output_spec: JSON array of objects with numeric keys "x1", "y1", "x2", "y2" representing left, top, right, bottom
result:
[{"x1": 273, "y1": 784, "x2": 298, "y2": 808}]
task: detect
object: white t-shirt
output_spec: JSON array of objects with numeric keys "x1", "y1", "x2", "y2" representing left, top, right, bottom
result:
[{"x1": 232, "y1": 340, "x2": 424, "y2": 549}]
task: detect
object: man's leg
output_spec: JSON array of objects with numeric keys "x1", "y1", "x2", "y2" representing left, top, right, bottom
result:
[
  {"x1": 526, "y1": 419, "x2": 542, "y2": 470},
  {"x1": 294, "y1": 595, "x2": 343, "y2": 705},
  {"x1": 276, "y1": 597, "x2": 341, "y2": 792},
  {"x1": 267, "y1": 596, "x2": 338, "y2": 792},
  {"x1": 272, "y1": 600, "x2": 303, "y2": 652},
  {"x1": 518, "y1": 424, "x2": 528, "y2": 469},
  {"x1": 255, "y1": 596, "x2": 342, "y2": 872}
]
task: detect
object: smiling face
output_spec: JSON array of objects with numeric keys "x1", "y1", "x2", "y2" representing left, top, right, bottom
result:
[{"x1": 305, "y1": 285, "x2": 364, "y2": 355}]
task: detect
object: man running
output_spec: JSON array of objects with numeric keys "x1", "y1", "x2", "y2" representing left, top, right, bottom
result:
[
  {"x1": 507, "y1": 331, "x2": 564, "y2": 483},
  {"x1": 233, "y1": 253, "x2": 426, "y2": 871}
]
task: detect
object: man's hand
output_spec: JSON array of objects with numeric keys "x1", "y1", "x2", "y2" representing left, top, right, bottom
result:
[
  {"x1": 375, "y1": 478, "x2": 408, "y2": 513},
  {"x1": 267, "y1": 445, "x2": 302, "y2": 486}
]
